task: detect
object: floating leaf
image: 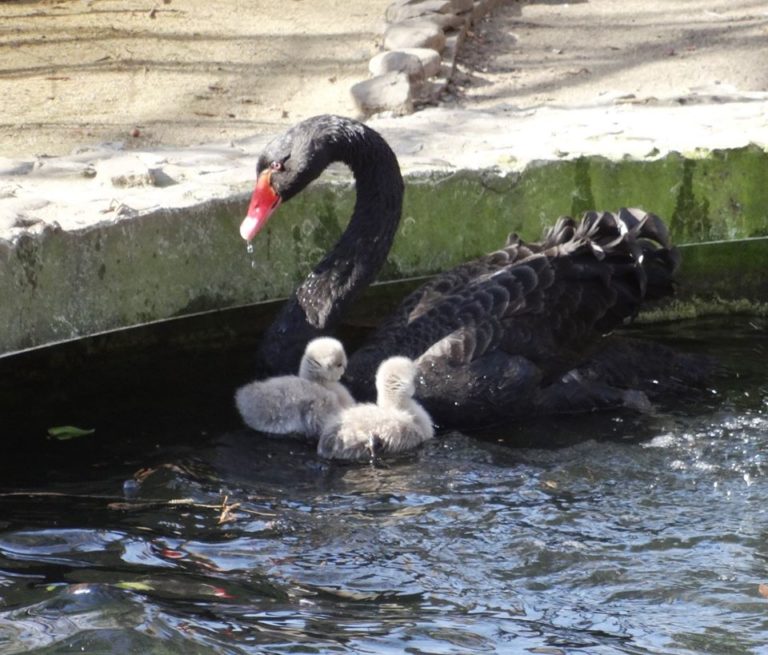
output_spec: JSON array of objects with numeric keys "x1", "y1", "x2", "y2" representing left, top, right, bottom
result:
[
  {"x1": 758, "y1": 583, "x2": 768, "y2": 598},
  {"x1": 47, "y1": 425, "x2": 95, "y2": 440}
]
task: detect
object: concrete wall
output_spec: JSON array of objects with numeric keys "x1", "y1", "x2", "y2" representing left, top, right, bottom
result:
[{"x1": 1, "y1": 146, "x2": 767, "y2": 357}]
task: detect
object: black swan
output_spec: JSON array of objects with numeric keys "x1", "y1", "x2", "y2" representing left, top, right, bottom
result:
[
  {"x1": 234, "y1": 336, "x2": 353, "y2": 438},
  {"x1": 318, "y1": 356, "x2": 434, "y2": 461},
  {"x1": 241, "y1": 114, "x2": 707, "y2": 429}
]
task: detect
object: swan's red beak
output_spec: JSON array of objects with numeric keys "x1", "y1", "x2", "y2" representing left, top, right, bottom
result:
[{"x1": 240, "y1": 170, "x2": 282, "y2": 241}]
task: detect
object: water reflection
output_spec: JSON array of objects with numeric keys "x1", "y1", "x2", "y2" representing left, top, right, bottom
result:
[{"x1": 0, "y1": 318, "x2": 766, "y2": 654}]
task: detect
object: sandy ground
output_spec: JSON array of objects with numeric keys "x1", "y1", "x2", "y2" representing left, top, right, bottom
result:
[
  {"x1": 456, "y1": 0, "x2": 768, "y2": 109},
  {"x1": 0, "y1": 0, "x2": 389, "y2": 158},
  {"x1": 1, "y1": 0, "x2": 767, "y2": 158}
]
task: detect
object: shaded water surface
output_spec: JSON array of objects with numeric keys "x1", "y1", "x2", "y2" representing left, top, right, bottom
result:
[{"x1": 0, "y1": 317, "x2": 767, "y2": 654}]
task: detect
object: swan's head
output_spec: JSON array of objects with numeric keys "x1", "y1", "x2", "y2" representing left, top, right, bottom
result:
[
  {"x1": 240, "y1": 115, "x2": 369, "y2": 242},
  {"x1": 299, "y1": 337, "x2": 348, "y2": 383},
  {"x1": 375, "y1": 356, "x2": 417, "y2": 406}
]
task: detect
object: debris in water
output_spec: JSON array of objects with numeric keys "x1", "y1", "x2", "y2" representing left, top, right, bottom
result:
[{"x1": 218, "y1": 494, "x2": 241, "y2": 524}]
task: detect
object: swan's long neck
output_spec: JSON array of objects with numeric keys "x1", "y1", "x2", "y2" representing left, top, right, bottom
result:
[
  {"x1": 260, "y1": 122, "x2": 404, "y2": 375},
  {"x1": 298, "y1": 127, "x2": 403, "y2": 329}
]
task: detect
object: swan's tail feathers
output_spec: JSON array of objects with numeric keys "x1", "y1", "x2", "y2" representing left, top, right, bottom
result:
[
  {"x1": 535, "y1": 208, "x2": 680, "y2": 334},
  {"x1": 548, "y1": 208, "x2": 680, "y2": 301},
  {"x1": 574, "y1": 208, "x2": 675, "y2": 253},
  {"x1": 541, "y1": 216, "x2": 578, "y2": 248},
  {"x1": 626, "y1": 208, "x2": 682, "y2": 302}
]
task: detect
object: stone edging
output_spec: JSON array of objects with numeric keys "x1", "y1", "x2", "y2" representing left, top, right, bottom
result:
[{"x1": 350, "y1": 0, "x2": 503, "y2": 116}]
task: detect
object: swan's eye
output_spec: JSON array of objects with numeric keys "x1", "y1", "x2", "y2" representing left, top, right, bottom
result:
[{"x1": 270, "y1": 161, "x2": 284, "y2": 172}]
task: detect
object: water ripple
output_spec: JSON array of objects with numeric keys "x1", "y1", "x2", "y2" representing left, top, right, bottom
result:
[{"x1": 1, "y1": 319, "x2": 767, "y2": 654}]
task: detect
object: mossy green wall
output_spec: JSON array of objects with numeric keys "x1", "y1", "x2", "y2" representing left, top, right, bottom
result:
[{"x1": 1, "y1": 146, "x2": 766, "y2": 356}]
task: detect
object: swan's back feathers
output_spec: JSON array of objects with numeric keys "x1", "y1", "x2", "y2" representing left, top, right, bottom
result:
[
  {"x1": 345, "y1": 208, "x2": 680, "y2": 400},
  {"x1": 403, "y1": 240, "x2": 538, "y2": 324}
]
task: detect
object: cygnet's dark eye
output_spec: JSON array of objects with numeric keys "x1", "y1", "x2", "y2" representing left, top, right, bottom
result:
[{"x1": 270, "y1": 161, "x2": 284, "y2": 172}]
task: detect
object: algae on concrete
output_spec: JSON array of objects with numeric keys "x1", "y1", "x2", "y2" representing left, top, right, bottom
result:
[{"x1": 1, "y1": 146, "x2": 767, "y2": 357}]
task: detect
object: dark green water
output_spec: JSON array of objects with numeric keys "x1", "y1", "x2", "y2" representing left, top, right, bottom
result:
[{"x1": 0, "y1": 316, "x2": 766, "y2": 654}]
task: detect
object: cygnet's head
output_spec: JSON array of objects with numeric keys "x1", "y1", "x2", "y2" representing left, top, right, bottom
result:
[
  {"x1": 299, "y1": 337, "x2": 348, "y2": 383},
  {"x1": 375, "y1": 356, "x2": 417, "y2": 404}
]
